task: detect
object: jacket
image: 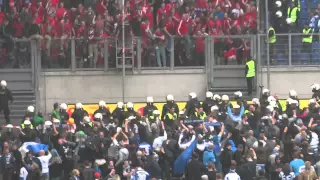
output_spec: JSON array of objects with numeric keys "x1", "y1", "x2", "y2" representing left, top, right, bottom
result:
[{"x1": 203, "y1": 150, "x2": 216, "y2": 167}]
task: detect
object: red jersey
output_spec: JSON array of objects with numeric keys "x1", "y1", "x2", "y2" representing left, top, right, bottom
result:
[
  {"x1": 56, "y1": 8, "x2": 66, "y2": 20},
  {"x1": 12, "y1": 21, "x2": 24, "y2": 37},
  {"x1": 177, "y1": 19, "x2": 189, "y2": 36},
  {"x1": 195, "y1": 36, "x2": 205, "y2": 53},
  {"x1": 144, "y1": 12, "x2": 153, "y2": 29},
  {"x1": 164, "y1": 20, "x2": 175, "y2": 35}
]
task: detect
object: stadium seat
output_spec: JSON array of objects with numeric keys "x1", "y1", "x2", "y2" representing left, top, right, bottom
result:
[
  {"x1": 274, "y1": 54, "x2": 288, "y2": 65},
  {"x1": 312, "y1": 52, "x2": 320, "y2": 64},
  {"x1": 312, "y1": 42, "x2": 320, "y2": 52},
  {"x1": 293, "y1": 53, "x2": 311, "y2": 64}
]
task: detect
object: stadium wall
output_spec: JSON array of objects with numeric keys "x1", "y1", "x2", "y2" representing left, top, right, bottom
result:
[
  {"x1": 39, "y1": 67, "x2": 317, "y2": 113},
  {"x1": 260, "y1": 67, "x2": 318, "y2": 98},
  {"x1": 39, "y1": 69, "x2": 207, "y2": 113}
]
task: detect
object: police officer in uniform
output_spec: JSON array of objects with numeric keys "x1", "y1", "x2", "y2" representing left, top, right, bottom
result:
[
  {"x1": 245, "y1": 57, "x2": 255, "y2": 96},
  {"x1": 268, "y1": 26, "x2": 276, "y2": 58},
  {"x1": 0, "y1": 80, "x2": 13, "y2": 124},
  {"x1": 161, "y1": 94, "x2": 179, "y2": 120},
  {"x1": 164, "y1": 107, "x2": 178, "y2": 131},
  {"x1": 202, "y1": 92, "x2": 216, "y2": 115},
  {"x1": 144, "y1": 97, "x2": 158, "y2": 118},
  {"x1": 59, "y1": 103, "x2": 70, "y2": 125},
  {"x1": 302, "y1": 23, "x2": 312, "y2": 53},
  {"x1": 185, "y1": 92, "x2": 201, "y2": 117},
  {"x1": 94, "y1": 100, "x2": 111, "y2": 123}
]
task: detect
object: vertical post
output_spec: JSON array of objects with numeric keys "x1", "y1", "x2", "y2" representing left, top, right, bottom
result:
[
  {"x1": 35, "y1": 40, "x2": 41, "y2": 112},
  {"x1": 265, "y1": 0, "x2": 270, "y2": 90},
  {"x1": 31, "y1": 40, "x2": 35, "y2": 87},
  {"x1": 137, "y1": 38, "x2": 142, "y2": 73},
  {"x1": 121, "y1": 0, "x2": 125, "y2": 103},
  {"x1": 104, "y1": 39, "x2": 109, "y2": 72},
  {"x1": 170, "y1": 37, "x2": 175, "y2": 70},
  {"x1": 257, "y1": 35, "x2": 261, "y2": 96},
  {"x1": 257, "y1": 0, "x2": 260, "y2": 32},
  {"x1": 71, "y1": 38, "x2": 76, "y2": 72},
  {"x1": 288, "y1": 34, "x2": 292, "y2": 66}
]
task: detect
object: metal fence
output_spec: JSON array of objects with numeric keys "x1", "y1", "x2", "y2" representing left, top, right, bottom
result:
[{"x1": 2, "y1": 34, "x2": 319, "y2": 72}]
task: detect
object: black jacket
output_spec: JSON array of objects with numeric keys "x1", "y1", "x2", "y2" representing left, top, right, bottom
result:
[
  {"x1": 25, "y1": 23, "x2": 41, "y2": 37},
  {"x1": 185, "y1": 159, "x2": 206, "y2": 180},
  {"x1": 0, "y1": 87, "x2": 13, "y2": 106}
]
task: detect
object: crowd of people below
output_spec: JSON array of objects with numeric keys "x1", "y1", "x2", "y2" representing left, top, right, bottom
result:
[
  {"x1": 0, "y1": 0, "x2": 257, "y2": 68},
  {"x1": 1, "y1": 81, "x2": 320, "y2": 179}
]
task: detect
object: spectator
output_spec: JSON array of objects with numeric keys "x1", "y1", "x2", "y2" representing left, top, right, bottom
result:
[{"x1": 224, "y1": 160, "x2": 240, "y2": 180}]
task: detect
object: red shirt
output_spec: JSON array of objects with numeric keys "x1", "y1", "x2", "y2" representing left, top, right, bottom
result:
[
  {"x1": 173, "y1": 13, "x2": 181, "y2": 27},
  {"x1": 41, "y1": 23, "x2": 55, "y2": 36},
  {"x1": 215, "y1": 19, "x2": 222, "y2": 29},
  {"x1": 96, "y1": 0, "x2": 106, "y2": 15},
  {"x1": 0, "y1": 13, "x2": 4, "y2": 25},
  {"x1": 51, "y1": 0, "x2": 59, "y2": 7},
  {"x1": 177, "y1": 19, "x2": 189, "y2": 36},
  {"x1": 196, "y1": 0, "x2": 207, "y2": 8},
  {"x1": 222, "y1": 17, "x2": 231, "y2": 32},
  {"x1": 140, "y1": 22, "x2": 150, "y2": 39},
  {"x1": 35, "y1": 17, "x2": 42, "y2": 24},
  {"x1": 165, "y1": 3, "x2": 174, "y2": 15},
  {"x1": 144, "y1": 12, "x2": 153, "y2": 29},
  {"x1": 77, "y1": 26, "x2": 86, "y2": 37},
  {"x1": 206, "y1": 19, "x2": 215, "y2": 29},
  {"x1": 141, "y1": 4, "x2": 149, "y2": 15},
  {"x1": 195, "y1": 36, "x2": 204, "y2": 53},
  {"x1": 157, "y1": 8, "x2": 166, "y2": 23},
  {"x1": 164, "y1": 20, "x2": 175, "y2": 35},
  {"x1": 12, "y1": 21, "x2": 24, "y2": 37},
  {"x1": 56, "y1": 8, "x2": 66, "y2": 20}
]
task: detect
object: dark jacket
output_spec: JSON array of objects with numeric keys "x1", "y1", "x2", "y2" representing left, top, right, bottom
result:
[
  {"x1": 25, "y1": 23, "x2": 41, "y2": 37},
  {"x1": 0, "y1": 87, "x2": 13, "y2": 106},
  {"x1": 237, "y1": 161, "x2": 257, "y2": 180},
  {"x1": 185, "y1": 159, "x2": 206, "y2": 180},
  {"x1": 81, "y1": 167, "x2": 95, "y2": 180}
]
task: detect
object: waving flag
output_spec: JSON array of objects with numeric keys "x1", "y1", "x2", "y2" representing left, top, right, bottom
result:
[
  {"x1": 173, "y1": 139, "x2": 197, "y2": 176},
  {"x1": 19, "y1": 142, "x2": 49, "y2": 158}
]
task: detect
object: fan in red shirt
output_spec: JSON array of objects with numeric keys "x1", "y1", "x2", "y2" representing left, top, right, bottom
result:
[
  {"x1": 193, "y1": 16, "x2": 202, "y2": 35},
  {"x1": 221, "y1": 12, "x2": 231, "y2": 33},
  {"x1": 96, "y1": 0, "x2": 107, "y2": 15},
  {"x1": 31, "y1": 2, "x2": 44, "y2": 19},
  {"x1": 140, "y1": 18, "x2": 153, "y2": 47},
  {"x1": 156, "y1": 3, "x2": 166, "y2": 26},
  {"x1": 144, "y1": 7, "x2": 153, "y2": 29},
  {"x1": 12, "y1": 17, "x2": 24, "y2": 37},
  {"x1": 206, "y1": 13, "x2": 215, "y2": 29},
  {"x1": 164, "y1": 16, "x2": 175, "y2": 36},
  {"x1": 177, "y1": 14, "x2": 189, "y2": 36},
  {"x1": 196, "y1": 0, "x2": 207, "y2": 9},
  {"x1": 194, "y1": 28, "x2": 207, "y2": 66},
  {"x1": 41, "y1": 18, "x2": 55, "y2": 55},
  {"x1": 165, "y1": 0, "x2": 175, "y2": 16},
  {"x1": 56, "y1": 2, "x2": 66, "y2": 20}
]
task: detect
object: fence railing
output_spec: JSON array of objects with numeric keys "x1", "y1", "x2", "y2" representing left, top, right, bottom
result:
[{"x1": 2, "y1": 34, "x2": 319, "y2": 72}]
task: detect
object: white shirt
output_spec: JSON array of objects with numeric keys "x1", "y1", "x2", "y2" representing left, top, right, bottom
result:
[
  {"x1": 20, "y1": 167, "x2": 28, "y2": 180},
  {"x1": 37, "y1": 153, "x2": 52, "y2": 173},
  {"x1": 224, "y1": 171, "x2": 241, "y2": 180}
]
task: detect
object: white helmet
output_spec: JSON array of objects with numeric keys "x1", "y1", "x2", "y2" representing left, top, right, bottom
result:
[
  {"x1": 290, "y1": 100, "x2": 299, "y2": 105},
  {"x1": 311, "y1": 84, "x2": 320, "y2": 91},
  {"x1": 266, "y1": 105, "x2": 274, "y2": 112},
  {"x1": 286, "y1": 98, "x2": 293, "y2": 104},
  {"x1": 262, "y1": 89, "x2": 270, "y2": 94},
  {"x1": 309, "y1": 99, "x2": 315, "y2": 104},
  {"x1": 221, "y1": 95, "x2": 229, "y2": 101},
  {"x1": 276, "y1": 11, "x2": 283, "y2": 18},
  {"x1": 166, "y1": 94, "x2": 174, "y2": 101},
  {"x1": 267, "y1": 96, "x2": 276, "y2": 103},
  {"x1": 211, "y1": 105, "x2": 219, "y2": 111},
  {"x1": 94, "y1": 113, "x2": 103, "y2": 120},
  {"x1": 147, "y1": 96, "x2": 154, "y2": 103},
  {"x1": 27, "y1": 106, "x2": 35, "y2": 113},
  {"x1": 53, "y1": 119, "x2": 60, "y2": 123},
  {"x1": 0, "y1": 80, "x2": 7, "y2": 87},
  {"x1": 189, "y1": 92, "x2": 197, "y2": 99},
  {"x1": 206, "y1": 92, "x2": 213, "y2": 98},
  {"x1": 275, "y1": 1, "x2": 282, "y2": 7},
  {"x1": 286, "y1": 17, "x2": 292, "y2": 24},
  {"x1": 98, "y1": 100, "x2": 106, "y2": 107},
  {"x1": 269, "y1": 101, "x2": 277, "y2": 108},
  {"x1": 44, "y1": 121, "x2": 53, "y2": 126},
  {"x1": 234, "y1": 91, "x2": 242, "y2": 98},
  {"x1": 24, "y1": 120, "x2": 31, "y2": 125},
  {"x1": 117, "y1": 102, "x2": 124, "y2": 108},
  {"x1": 289, "y1": 90, "x2": 297, "y2": 97},
  {"x1": 213, "y1": 94, "x2": 221, "y2": 101},
  {"x1": 60, "y1": 103, "x2": 67, "y2": 110},
  {"x1": 127, "y1": 102, "x2": 134, "y2": 108},
  {"x1": 252, "y1": 98, "x2": 260, "y2": 105},
  {"x1": 83, "y1": 116, "x2": 91, "y2": 123},
  {"x1": 153, "y1": 110, "x2": 160, "y2": 115},
  {"x1": 6, "y1": 124, "x2": 13, "y2": 128},
  {"x1": 75, "y1": 103, "x2": 83, "y2": 109}
]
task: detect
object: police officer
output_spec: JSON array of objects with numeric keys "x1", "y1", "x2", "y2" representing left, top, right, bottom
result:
[
  {"x1": 59, "y1": 103, "x2": 70, "y2": 125},
  {"x1": 126, "y1": 102, "x2": 136, "y2": 118},
  {"x1": 0, "y1": 80, "x2": 13, "y2": 124},
  {"x1": 112, "y1": 102, "x2": 126, "y2": 126},
  {"x1": 185, "y1": 92, "x2": 201, "y2": 117},
  {"x1": 202, "y1": 92, "x2": 215, "y2": 115},
  {"x1": 287, "y1": 3, "x2": 299, "y2": 31},
  {"x1": 22, "y1": 106, "x2": 35, "y2": 125},
  {"x1": 161, "y1": 94, "x2": 179, "y2": 120},
  {"x1": 245, "y1": 57, "x2": 255, "y2": 96},
  {"x1": 311, "y1": 84, "x2": 320, "y2": 101},
  {"x1": 144, "y1": 97, "x2": 158, "y2": 118},
  {"x1": 268, "y1": 26, "x2": 276, "y2": 58},
  {"x1": 94, "y1": 100, "x2": 111, "y2": 122},
  {"x1": 302, "y1": 23, "x2": 312, "y2": 53},
  {"x1": 72, "y1": 103, "x2": 88, "y2": 129},
  {"x1": 164, "y1": 107, "x2": 178, "y2": 131}
]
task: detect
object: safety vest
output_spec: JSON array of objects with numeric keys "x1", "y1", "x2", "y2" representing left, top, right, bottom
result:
[
  {"x1": 291, "y1": 0, "x2": 300, "y2": 10},
  {"x1": 287, "y1": 7, "x2": 298, "y2": 23},
  {"x1": 246, "y1": 60, "x2": 255, "y2": 78},
  {"x1": 268, "y1": 27, "x2": 276, "y2": 44},
  {"x1": 195, "y1": 112, "x2": 206, "y2": 120},
  {"x1": 21, "y1": 124, "x2": 34, "y2": 129},
  {"x1": 166, "y1": 113, "x2": 177, "y2": 120},
  {"x1": 86, "y1": 122, "x2": 93, "y2": 127},
  {"x1": 302, "y1": 28, "x2": 313, "y2": 43}
]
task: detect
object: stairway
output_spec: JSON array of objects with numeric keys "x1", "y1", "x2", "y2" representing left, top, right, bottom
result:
[
  {"x1": 208, "y1": 65, "x2": 257, "y2": 100},
  {"x1": 9, "y1": 90, "x2": 35, "y2": 125}
]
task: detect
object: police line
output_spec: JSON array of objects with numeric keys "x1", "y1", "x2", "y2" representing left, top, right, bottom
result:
[{"x1": 66, "y1": 99, "x2": 311, "y2": 119}]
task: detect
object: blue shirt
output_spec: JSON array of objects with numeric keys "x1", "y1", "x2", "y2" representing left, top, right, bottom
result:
[
  {"x1": 290, "y1": 159, "x2": 304, "y2": 176},
  {"x1": 203, "y1": 150, "x2": 216, "y2": 167}
]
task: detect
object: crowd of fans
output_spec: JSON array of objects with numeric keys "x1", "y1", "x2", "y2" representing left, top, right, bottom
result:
[
  {"x1": 0, "y1": 0, "x2": 258, "y2": 68},
  {"x1": 2, "y1": 84, "x2": 320, "y2": 180}
]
